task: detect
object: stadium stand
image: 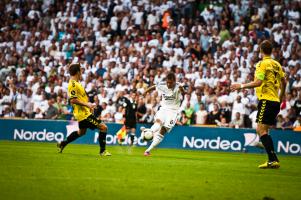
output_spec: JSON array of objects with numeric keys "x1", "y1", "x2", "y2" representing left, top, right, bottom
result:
[{"x1": 0, "y1": 0, "x2": 300, "y2": 129}]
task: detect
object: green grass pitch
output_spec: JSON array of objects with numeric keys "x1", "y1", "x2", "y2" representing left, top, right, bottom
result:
[{"x1": 1, "y1": 141, "x2": 301, "y2": 200}]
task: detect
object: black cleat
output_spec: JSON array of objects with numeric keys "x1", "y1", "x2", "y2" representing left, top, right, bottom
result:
[{"x1": 57, "y1": 142, "x2": 66, "y2": 153}]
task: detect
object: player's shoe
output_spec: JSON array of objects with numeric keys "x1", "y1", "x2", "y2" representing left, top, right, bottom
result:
[
  {"x1": 144, "y1": 151, "x2": 150, "y2": 156},
  {"x1": 258, "y1": 161, "x2": 280, "y2": 169},
  {"x1": 100, "y1": 150, "x2": 112, "y2": 156},
  {"x1": 57, "y1": 141, "x2": 66, "y2": 153}
]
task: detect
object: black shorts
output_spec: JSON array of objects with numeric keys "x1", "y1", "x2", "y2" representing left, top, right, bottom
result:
[
  {"x1": 79, "y1": 115, "x2": 102, "y2": 130},
  {"x1": 124, "y1": 119, "x2": 137, "y2": 129},
  {"x1": 256, "y1": 100, "x2": 280, "y2": 126}
]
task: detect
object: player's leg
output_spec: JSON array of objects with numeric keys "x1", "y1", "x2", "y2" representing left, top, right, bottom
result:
[
  {"x1": 57, "y1": 128, "x2": 87, "y2": 153},
  {"x1": 144, "y1": 110, "x2": 177, "y2": 155},
  {"x1": 257, "y1": 124, "x2": 279, "y2": 168},
  {"x1": 141, "y1": 109, "x2": 164, "y2": 138},
  {"x1": 256, "y1": 100, "x2": 280, "y2": 168},
  {"x1": 125, "y1": 127, "x2": 131, "y2": 143},
  {"x1": 129, "y1": 127, "x2": 136, "y2": 146},
  {"x1": 144, "y1": 125, "x2": 167, "y2": 156},
  {"x1": 150, "y1": 118, "x2": 162, "y2": 133},
  {"x1": 98, "y1": 123, "x2": 111, "y2": 156}
]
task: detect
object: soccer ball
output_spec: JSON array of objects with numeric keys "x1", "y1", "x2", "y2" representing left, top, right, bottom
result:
[{"x1": 142, "y1": 129, "x2": 153, "y2": 141}]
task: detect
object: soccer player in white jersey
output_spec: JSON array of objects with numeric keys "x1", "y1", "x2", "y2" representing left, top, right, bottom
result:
[{"x1": 141, "y1": 72, "x2": 185, "y2": 156}]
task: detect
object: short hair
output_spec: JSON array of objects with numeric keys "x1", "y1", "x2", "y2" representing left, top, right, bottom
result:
[
  {"x1": 69, "y1": 63, "x2": 81, "y2": 76},
  {"x1": 260, "y1": 40, "x2": 273, "y2": 55},
  {"x1": 166, "y1": 72, "x2": 176, "y2": 81}
]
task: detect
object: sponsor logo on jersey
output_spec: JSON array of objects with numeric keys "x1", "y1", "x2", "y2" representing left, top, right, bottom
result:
[{"x1": 162, "y1": 93, "x2": 176, "y2": 100}]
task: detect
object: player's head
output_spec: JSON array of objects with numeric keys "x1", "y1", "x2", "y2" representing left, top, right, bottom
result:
[
  {"x1": 69, "y1": 63, "x2": 81, "y2": 77},
  {"x1": 131, "y1": 90, "x2": 137, "y2": 100},
  {"x1": 166, "y1": 72, "x2": 176, "y2": 89},
  {"x1": 260, "y1": 40, "x2": 273, "y2": 56}
]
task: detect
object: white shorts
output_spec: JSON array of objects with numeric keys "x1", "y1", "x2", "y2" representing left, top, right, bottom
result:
[{"x1": 154, "y1": 107, "x2": 179, "y2": 132}]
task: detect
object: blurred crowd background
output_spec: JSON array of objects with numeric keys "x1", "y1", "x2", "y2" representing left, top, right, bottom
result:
[{"x1": 0, "y1": 0, "x2": 300, "y2": 130}]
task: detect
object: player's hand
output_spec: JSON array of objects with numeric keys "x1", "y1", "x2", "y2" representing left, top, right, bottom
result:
[{"x1": 230, "y1": 83, "x2": 241, "y2": 92}]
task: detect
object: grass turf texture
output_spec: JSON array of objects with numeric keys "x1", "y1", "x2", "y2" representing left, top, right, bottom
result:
[{"x1": 0, "y1": 141, "x2": 301, "y2": 200}]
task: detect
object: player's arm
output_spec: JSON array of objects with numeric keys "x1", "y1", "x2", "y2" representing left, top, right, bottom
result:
[
  {"x1": 179, "y1": 85, "x2": 186, "y2": 97},
  {"x1": 279, "y1": 70, "x2": 287, "y2": 103},
  {"x1": 179, "y1": 85, "x2": 186, "y2": 105},
  {"x1": 230, "y1": 63, "x2": 264, "y2": 91},
  {"x1": 70, "y1": 98, "x2": 95, "y2": 110},
  {"x1": 68, "y1": 85, "x2": 95, "y2": 110},
  {"x1": 230, "y1": 79, "x2": 263, "y2": 91},
  {"x1": 143, "y1": 85, "x2": 156, "y2": 96}
]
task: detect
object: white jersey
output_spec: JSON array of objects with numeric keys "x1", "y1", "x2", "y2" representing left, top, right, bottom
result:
[{"x1": 156, "y1": 82, "x2": 182, "y2": 110}]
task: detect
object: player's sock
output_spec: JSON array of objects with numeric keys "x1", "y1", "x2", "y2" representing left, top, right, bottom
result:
[
  {"x1": 260, "y1": 134, "x2": 279, "y2": 162},
  {"x1": 130, "y1": 132, "x2": 135, "y2": 145},
  {"x1": 145, "y1": 133, "x2": 164, "y2": 152},
  {"x1": 150, "y1": 122, "x2": 161, "y2": 133},
  {"x1": 65, "y1": 131, "x2": 80, "y2": 144},
  {"x1": 99, "y1": 132, "x2": 107, "y2": 153}
]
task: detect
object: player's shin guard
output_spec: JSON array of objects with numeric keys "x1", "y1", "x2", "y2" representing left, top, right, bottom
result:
[
  {"x1": 145, "y1": 133, "x2": 164, "y2": 153},
  {"x1": 150, "y1": 122, "x2": 161, "y2": 133},
  {"x1": 98, "y1": 132, "x2": 107, "y2": 154},
  {"x1": 65, "y1": 131, "x2": 80, "y2": 144},
  {"x1": 260, "y1": 134, "x2": 279, "y2": 162}
]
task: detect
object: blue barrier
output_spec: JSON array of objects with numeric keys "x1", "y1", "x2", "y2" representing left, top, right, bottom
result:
[{"x1": 0, "y1": 119, "x2": 301, "y2": 155}]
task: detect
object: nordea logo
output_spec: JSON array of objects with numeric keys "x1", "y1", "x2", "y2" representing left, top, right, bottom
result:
[
  {"x1": 14, "y1": 129, "x2": 64, "y2": 142},
  {"x1": 278, "y1": 141, "x2": 301, "y2": 154},
  {"x1": 183, "y1": 136, "x2": 242, "y2": 151},
  {"x1": 183, "y1": 133, "x2": 261, "y2": 151}
]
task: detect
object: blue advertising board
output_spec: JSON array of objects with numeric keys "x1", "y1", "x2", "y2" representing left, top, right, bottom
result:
[{"x1": 0, "y1": 119, "x2": 301, "y2": 155}]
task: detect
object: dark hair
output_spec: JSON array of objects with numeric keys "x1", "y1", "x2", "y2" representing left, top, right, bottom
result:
[
  {"x1": 166, "y1": 72, "x2": 176, "y2": 81},
  {"x1": 260, "y1": 40, "x2": 273, "y2": 55},
  {"x1": 69, "y1": 63, "x2": 81, "y2": 76}
]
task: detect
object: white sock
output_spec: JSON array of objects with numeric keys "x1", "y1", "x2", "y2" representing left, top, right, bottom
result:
[
  {"x1": 150, "y1": 122, "x2": 161, "y2": 133},
  {"x1": 145, "y1": 133, "x2": 164, "y2": 152}
]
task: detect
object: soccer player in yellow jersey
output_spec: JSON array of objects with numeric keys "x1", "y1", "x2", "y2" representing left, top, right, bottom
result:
[
  {"x1": 57, "y1": 63, "x2": 111, "y2": 156},
  {"x1": 231, "y1": 40, "x2": 286, "y2": 169}
]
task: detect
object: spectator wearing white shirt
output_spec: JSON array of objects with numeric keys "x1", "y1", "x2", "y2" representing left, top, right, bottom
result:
[
  {"x1": 0, "y1": 88, "x2": 12, "y2": 115},
  {"x1": 114, "y1": 106, "x2": 124, "y2": 124},
  {"x1": 292, "y1": 75, "x2": 301, "y2": 89},
  {"x1": 15, "y1": 87, "x2": 27, "y2": 117},
  {"x1": 195, "y1": 103, "x2": 208, "y2": 125},
  {"x1": 147, "y1": 10, "x2": 159, "y2": 29},
  {"x1": 132, "y1": 6, "x2": 144, "y2": 26},
  {"x1": 231, "y1": 95, "x2": 245, "y2": 121},
  {"x1": 230, "y1": 112, "x2": 244, "y2": 128}
]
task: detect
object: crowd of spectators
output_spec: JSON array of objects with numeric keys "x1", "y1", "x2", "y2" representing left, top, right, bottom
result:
[{"x1": 0, "y1": 0, "x2": 300, "y2": 130}]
